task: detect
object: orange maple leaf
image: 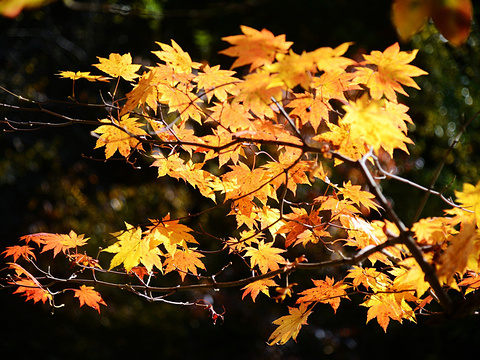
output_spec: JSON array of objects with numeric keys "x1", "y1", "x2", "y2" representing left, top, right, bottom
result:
[
  {"x1": 2, "y1": 245, "x2": 36, "y2": 262},
  {"x1": 234, "y1": 69, "x2": 283, "y2": 118},
  {"x1": 93, "y1": 115, "x2": 148, "y2": 159},
  {"x1": 355, "y1": 42, "x2": 427, "y2": 103},
  {"x1": 276, "y1": 208, "x2": 328, "y2": 248},
  {"x1": 8, "y1": 263, "x2": 52, "y2": 304},
  {"x1": 241, "y1": 278, "x2": 278, "y2": 302},
  {"x1": 267, "y1": 303, "x2": 312, "y2": 345},
  {"x1": 220, "y1": 25, "x2": 293, "y2": 71},
  {"x1": 93, "y1": 52, "x2": 141, "y2": 81},
  {"x1": 163, "y1": 247, "x2": 206, "y2": 281},
  {"x1": 296, "y1": 277, "x2": 349, "y2": 313},
  {"x1": 41, "y1": 230, "x2": 89, "y2": 257},
  {"x1": 12, "y1": 279, "x2": 52, "y2": 304},
  {"x1": 244, "y1": 240, "x2": 286, "y2": 274},
  {"x1": 73, "y1": 285, "x2": 107, "y2": 313}
]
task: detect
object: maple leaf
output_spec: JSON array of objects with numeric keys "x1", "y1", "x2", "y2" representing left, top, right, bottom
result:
[
  {"x1": 390, "y1": 257, "x2": 430, "y2": 298},
  {"x1": 446, "y1": 181, "x2": 480, "y2": 227},
  {"x1": 121, "y1": 65, "x2": 174, "y2": 115},
  {"x1": 355, "y1": 42, "x2": 427, "y2": 103},
  {"x1": 93, "y1": 53, "x2": 141, "y2": 81},
  {"x1": 340, "y1": 94, "x2": 414, "y2": 156},
  {"x1": 73, "y1": 285, "x2": 107, "y2": 313},
  {"x1": 411, "y1": 216, "x2": 454, "y2": 245},
  {"x1": 157, "y1": 83, "x2": 204, "y2": 124},
  {"x1": 309, "y1": 42, "x2": 356, "y2": 72},
  {"x1": 234, "y1": 69, "x2": 283, "y2": 118},
  {"x1": 337, "y1": 181, "x2": 381, "y2": 213},
  {"x1": 12, "y1": 279, "x2": 52, "y2": 304},
  {"x1": 244, "y1": 240, "x2": 286, "y2": 274},
  {"x1": 276, "y1": 208, "x2": 329, "y2": 248},
  {"x1": 312, "y1": 69, "x2": 360, "y2": 103},
  {"x1": 296, "y1": 277, "x2": 349, "y2": 313},
  {"x1": 437, "y1": 220, "x2": 480, "y2": 286},
  {"x1": 208, "y1": 100, "x2": 254, "y2": 132},
  {"x1": 286, "y1": 92, "x2": 331, "y2": 132},
  {"x1": 163, "y1": 247, "x2": 205, "y2": 281},
  {"x1": 8, "y1": 263, "x2": 52, "y2": 304},
  {"x1": 147, "y1": 215, "x2": 198, "y2": 257},
  {"x1": 220, "y1": 25, "x2": 293, "y2": 71},
  {"x1": 103, "y1": 222, "x2": 163, "y2": 273},
  {"x1": 267, "y1": 303, "x2": 312, "y2": 345},
  {"x1": 57, "y1": 71, "x2": 110, "y2": 82},
  {"x1": 93, "y1": 115, "x2": 148, "y2": 159},
  {"x1": 346, "y1": 265, "x2": 392, "y2": 291},
  {"x1": 241, "y1": 278, "x2": 278, "y2": 302},
  {"x1": 152, "y1": 40, "x2": 202, "y2": 74},
  {"x1": 194, "y1": 64, "x2": 240, "y2": 102},
  {"x1": 19, "y1": 232, "x2": 57, "y2": 246},
  {"x1": 36, "y1": 230, "x2": 89, "y2": 258},
  {"x1": 2, "y1": 245, "x2": 36, "y2": 262},
  {"x1": 361, "y1": 292, "x2": 415, "y2": 332},
  {"x1": 264, "y1": 50, "x2": 317, "y2": 90}
]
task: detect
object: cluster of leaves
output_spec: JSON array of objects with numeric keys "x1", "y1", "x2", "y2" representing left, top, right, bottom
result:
[{"x1": 3, "y1": 25, "x2": 480, "y2": 345}]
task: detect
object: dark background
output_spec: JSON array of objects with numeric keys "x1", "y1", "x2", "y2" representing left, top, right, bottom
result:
[{"x1": 2, "y1": 1, "x2": 480, "y2": 359}]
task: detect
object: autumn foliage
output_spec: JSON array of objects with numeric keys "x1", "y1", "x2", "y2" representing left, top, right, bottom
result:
[{"x1": 3, "y1": 24, "x2": 480, "y2": 345}]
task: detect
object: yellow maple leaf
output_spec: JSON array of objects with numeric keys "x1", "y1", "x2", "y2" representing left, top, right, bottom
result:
[
  {"x1": 267, "y1": 303, "x2": 312, "y2": 345},
  {"x1": 346, "y1": 265, "x2": 392, "y2": 291},
  {"x1": 241, "y1": 278, "x2": 278, "y2": 302},
  {"x1": 244, "y1": 240, "x2": 286, "y2": 274},
  {"x1": 93, "y1": 115, "x2": 148, "y2": 159},
  {"x1": 447, "y1": 181, "x2": 480, "y2": 227},
  {"x1": 93, "y1": 53, "x2": 141, "y2": 81},
  {"x1": 438, "y1": 220, "x2": 480, "y2": 286},
  {"x1": 157, "y1": 83, "x2": 204, "y2": 124},
  {"x1": 102, "y1": 222, "x2": 163, "y2": 273},
  {"x1": 391, "y1": 257, "x2": 430, "y2": 298},
  {"x1": 220, "y1": 25, "x2": 293, "y2": 71},
  {"x1": 354, "y1": 42, "x2": 427, "y2": 103},
  {"x1": 337, "y1": 180, "x2": 381, "y2": 213},
  {"x1": 286, "y1": 92, "x2": 331, "y2": 132},
  {"x1": 57, "y1": 71, "x2": 110, "y2": 82},
  {"x1": 152, "y1": 40, "x2": 202, "y2": 74},
  {"x1": 296, "y1": 277, "x2": 349, "y2": 313},
  {"x1": 194, "y1": 64, "x2": 240, "y2": 102},
  {"x1": 362, "y1": 292, "x2": 415, "y2": 332},
  {"x1": 264, "y1": 50, "x2": 317, "y2": 90},
  {"x1": 411, "y1": 216, "x2": 454, "y2": 245},
  {"x1": 146, "y1": 215, "x2": 198, "y2": 257},
  {"x1": 340, "y1": 94, "x2": 414, "y2": 156}
]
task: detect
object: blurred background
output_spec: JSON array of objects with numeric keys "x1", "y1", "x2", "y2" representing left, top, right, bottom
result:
[{"x1": 1, "y1": 1, "x2": 480, "y2": 358}]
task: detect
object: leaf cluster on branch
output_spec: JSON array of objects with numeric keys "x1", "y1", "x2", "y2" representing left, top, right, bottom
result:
[{"x1": 2, "y1": 24, "x2": 480, "y2": 345}]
